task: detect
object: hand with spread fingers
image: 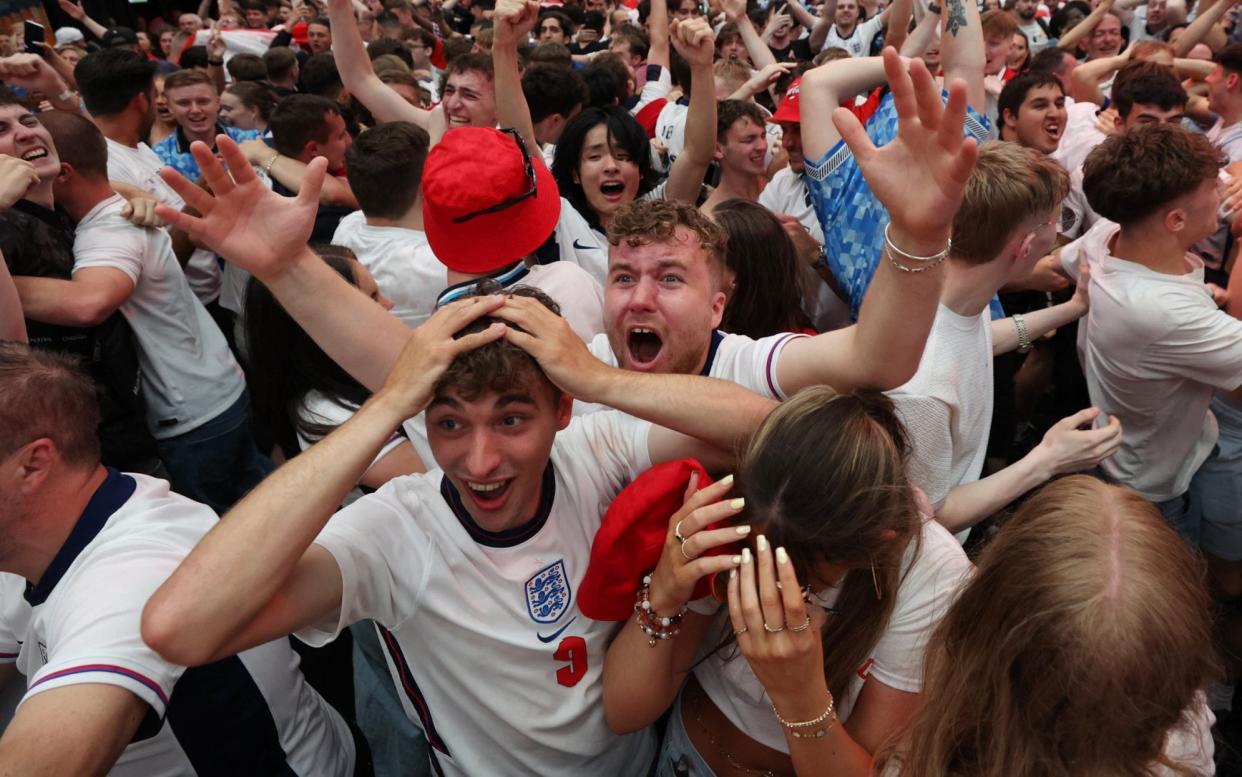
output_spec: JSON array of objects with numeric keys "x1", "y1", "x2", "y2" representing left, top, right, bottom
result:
[
  {"x1": 494, "y1": 294, "x2": 612, "y2": 401},
  {"x1": 375, "y1": 294, "x2": 509, "y2": 419},
  {"x1": 647, "y1": 471, "x2": 748, "y2": 617},
  {"x1": 154, "y1": 134, "x2": 328, "y2": 283},
  {"x1": 727, "y1": 535, "x2": 832, "y2": 724}
]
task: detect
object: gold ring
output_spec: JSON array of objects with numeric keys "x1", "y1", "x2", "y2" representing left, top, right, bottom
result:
[
  {"x1": 674, "y1": 519, "x2": 688, "y2": 544},
  {"x1": 789, "y1": 615, "x2": 812, "y2": 633},
  {"x1": 734, "y1": 627, "x2": 748, "y2": 636},
  {"x1": 763, "y1": 623, "x2": 785, "y2": 634},
  {"x1": 680, "y1": 540, "x2": 696, "y2": 562}
]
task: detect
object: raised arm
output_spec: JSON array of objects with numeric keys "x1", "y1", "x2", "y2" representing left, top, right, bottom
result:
[
  {"x1": 937, "y1": 0, "x2": 985, "y2": 115},
  {"x1": 883, "y1": 0, "x2": 916, "y2": 55},
  {"x1": 492, "y1": 0, "x2": 540, "y2": 152},
  {"x1": 57, "y1": 0, "x2": 108, "y2": 41},
  {"x1": 663, "y1": 18, "x2": 718, "y2": 204},
  {"x1": 901, "y1": 4, "x2": 942, "y2": 59},
  {"x1": 142, "y1": 297, "x2": 507, "y2": 667},
  {"x1": 648, "y1": 0, "x2": 671, "y2": 68},
  {"x1": 327, "y1": 0, "x2": 431, "y2": 126},
  {"x1": 800, "y1": 54, "x2": 890, "y2": 163},
  {"x1": 1172, "y1": 0, "x2": 1236, "y2": 57},
  {"x1": 808, "y1": 2, "x2": 834, "y2": 52},
  {"x1": 777, "y1": 49, "x2": 979, "y2": 393},
  {"x1": 1058, "y1": 0, "x2": 1114, "y2": 53},
  {"x1": 239, "y1": 139, "x2": 360, "y2": 207},
  {"x1": 1069, "y1": 47, "x2": 1129, "y2": 103},
  {"x1": 724, "y1": 0, "x2": 778, "y2": 69},
  {"x1": 154, "y1": 135, "x2": 409, "y2": 391}
]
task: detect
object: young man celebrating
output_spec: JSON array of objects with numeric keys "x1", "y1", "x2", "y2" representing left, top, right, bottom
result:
[
  {"x1": 13, "y1": 113, "x2": 271, "y2": 515},
  {"x1": 140, "y1": 140, "x2": 775, "y2": 776},
  {"x1": 153, "y1": 69, "x2": 262, "y2": 182},
  {"x1": 701, "y1": 99, "x2": 772, "y2": 213},
  {"x1": 997, "y1": 70, "x2": 1067, "y2": 155},
  {"x1": 810, "y1": 0, "x2": 890, "y2": 57}
]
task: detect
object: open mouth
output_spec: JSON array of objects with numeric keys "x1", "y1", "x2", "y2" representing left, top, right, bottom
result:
[
  {"x1": 627, "y1": 327, "x2": 663, "y2": 367},
  {"x1": 1043, "y1": 120, "x2": 1062, "y2": 143},
  {"x1": 600, "y1": 180, "x2": 626, "y2": 201},
  {"x1": 20, "y1": 148, "x2": 48, "y2": 162},
  {"x1": 463, "y1": 478, "x2": 514, "y2": 511},
  {"x1": 447, "y1": 114, "x2": 471, "y2": 127}
]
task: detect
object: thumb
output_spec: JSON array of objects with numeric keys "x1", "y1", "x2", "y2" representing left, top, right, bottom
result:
[
  {"x1": 295, "y1": 156, "x2": 330, "y2": 209},
  {"x1": 1058, "y1": 406, "x2": 1101, "y2": 431},
  {"x1": 832, "y1": 107, "x2": 874, "y2": 160}
]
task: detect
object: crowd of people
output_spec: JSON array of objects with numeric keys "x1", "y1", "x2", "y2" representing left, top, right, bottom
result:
[{"x1": 1, "y1": 0, "x2": 1241, "y2": 771}]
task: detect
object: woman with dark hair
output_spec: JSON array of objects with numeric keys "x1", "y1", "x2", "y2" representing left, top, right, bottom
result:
[
  {"x1": 1004, "y1": 30, "x2": 1030, "y2": 79},
  {"x1": 603, "y1": 388, "x2": 971, "y2": 777},
  {"x1": 491, "y1": 0, "x2": 719, "y2": 281},
  {"x1": 244, "y1": 245, "x2": 421, "y2": 499},
  {"x1": 712, "y1": 199, "x2": 816, "y2": 338},
  {"x1": 220, "y1": 80, "x2": 277, "y2": 133},
  {"x1": 878, "y1": 476, "x2": 1217, "y2": 777}
]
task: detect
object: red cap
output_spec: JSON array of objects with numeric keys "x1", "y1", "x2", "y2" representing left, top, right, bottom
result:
[
  {"x1": 579, "y1": 459, "x2": 741, "y2": 621},
  {"x1": 421, "y1": 127, "x2": 561, "y2": 274},
  {"x1": 290, "y1": 21, "x2": 309, "y2": 48},
  {"x1": 768, "y1": 78, "x2": 801, "y2": 124}
]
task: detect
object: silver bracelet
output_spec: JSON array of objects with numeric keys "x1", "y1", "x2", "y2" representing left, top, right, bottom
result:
[
  {"x1": 1013, "y1": 313, "x2": 1033, "y2": 354},
  {"x1": 886, "y1": 244, "x2": 947, "y2": 273},
  {"x1": 883, "y1": 222, "x2": 952, "y2": 263}
]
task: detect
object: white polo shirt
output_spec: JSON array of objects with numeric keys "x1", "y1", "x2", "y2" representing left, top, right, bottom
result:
[
  {"x1": 330, "y1": 210, "x2": 447, "y2": 329},
  {"x1": 821, "y1": 15, "x2": 885, "y2": 56},
  {"x1": 1062, "y1": 221, "x2": 1242, "y2": 501},
  {"x1": 0, "y1": 469, "x2": 353, "y2": 777},
  {"x1": 104, "y1": 138, "x2": 220, "y2": 306},
  {"x1": 296, "y1": 411, "x2": 659, "y2": 777},
  {"x1": 72, "y1": 195, "x2": 244, "y2": 440}
]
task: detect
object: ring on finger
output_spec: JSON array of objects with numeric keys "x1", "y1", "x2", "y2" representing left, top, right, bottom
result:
[
  {"x1": 789, "y1": 615, "x2": 812, "y2": 633},
  {"x1": 680, "y1": 540, "x2": 697, "y2": 562},
  {"x1": 763, "y1": 623, "x2": 785, "y2": 634},
  {"x1": 733, "y1": 627, "x2": 748, "y2": 636},
  {"x1": 674, "y1": 519, "x2": 688, "y2": 544}
]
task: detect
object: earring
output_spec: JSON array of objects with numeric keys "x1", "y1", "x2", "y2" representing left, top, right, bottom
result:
[{"x1": 870, "y1": 560, "x2": 881, "y2": 601}]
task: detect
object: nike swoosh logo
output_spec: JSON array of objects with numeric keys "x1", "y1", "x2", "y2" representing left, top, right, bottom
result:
[
  {"x1": 537, "y1": 616, "x2": 577, "y2": 643},
  {"x1": 571, "y1": 239, "x2": 598, "y2": 250}
]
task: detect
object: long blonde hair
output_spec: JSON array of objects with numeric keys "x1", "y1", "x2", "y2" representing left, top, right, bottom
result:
[{"x1": 881, "y1": 476, "x2": 1217, "y2": 777}]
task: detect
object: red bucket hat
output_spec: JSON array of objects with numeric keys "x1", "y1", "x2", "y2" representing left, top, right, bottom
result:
[
  {"x1": 579, "y1": 459, "x2": 742, "y2": 621},
  {"x1": 421, "y1": 127, "x2": 561, "y2": 275},
  {"x1": 768, "y1": 78, "x2": 801, "y2": 124}
]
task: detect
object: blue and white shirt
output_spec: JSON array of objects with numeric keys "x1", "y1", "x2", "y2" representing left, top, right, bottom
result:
[{"x1": 152, "y1": 124, "x2": 261, "y2": 182}]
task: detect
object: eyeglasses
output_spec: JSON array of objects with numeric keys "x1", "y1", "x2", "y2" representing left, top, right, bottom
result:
[{"x1": 451, "y1": 128, "x2": 538, "y2": 223}]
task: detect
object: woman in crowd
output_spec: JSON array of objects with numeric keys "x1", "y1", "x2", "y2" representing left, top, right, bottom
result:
[
  {"x1": 220, "y1": 80, "x2": 277, "y2": 133},
  {"x1": 603, "y1": 388, "x2": 972, "y2": 777},
  {"x1": 1004, "y1": 30, "x2": 1030, "y2": 78},
  {"x1": 713, "y1": 199, "x2": 815, "y2": 338},
  {"x1": 149, "y1": 72, "x2": 178, "y2": 145},
  {"x1": 880, "y1": 476, "x2": 1218, "y2": 776}
]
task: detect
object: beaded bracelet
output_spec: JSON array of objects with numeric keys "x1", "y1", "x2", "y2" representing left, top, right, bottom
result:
[
  {"x1": 772, "y1": 692, "x2": 837, "y2": 739},
  {"x1": 634, "y1": 574, "x2": 686, "y2": 647}
]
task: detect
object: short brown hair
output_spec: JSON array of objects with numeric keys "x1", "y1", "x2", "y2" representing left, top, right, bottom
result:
[
  {"x1": 163, "y1": 67, "x2": 216, "y2": 94},
  {"x1": 607, "y1": 199, "x2": 727, "y2": 285},
  {"x1": 0, "y1": 343, "x2": 100, "y2": 467},
  {"x1": 39, "y1": 111, "x2": 109, "y2": 180},
  {"x1": 952, "y1": 141, "x2": 1069, "y2": 265},
  {"x1": 437, "y1": 285, "x2": 562, "y2": 401},
  {"x1": 716, "y1": 98, "x2": 766, "y2": 139},
  {"x1": 1083, "y1": 123, "x2": 1224, "y2": 225},
  {"x1": 981, "y1": 8, "x2": 1018, "y2": 38}
]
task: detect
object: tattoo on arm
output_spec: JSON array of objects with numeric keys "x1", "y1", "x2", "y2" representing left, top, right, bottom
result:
[{"x1": 945, "y1": 0, "x2": 966, "y2": 36}]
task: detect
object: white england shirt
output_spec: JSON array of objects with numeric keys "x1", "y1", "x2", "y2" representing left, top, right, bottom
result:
[
  {"x1": 0, "y1": 470, "x2": 354, "y2": 777},
  {"x1": 104, "y1": 138, "x2": 220, "y2": 305},
  {"x1": 72, "y1": 195, "x2": 245, "y2": 440},
  {"x1": 822, "y1": 14, "x2": 885, "y2": 56},
  {"x1": 296, "y1": 411, "x2": 660, "y2": 777}
]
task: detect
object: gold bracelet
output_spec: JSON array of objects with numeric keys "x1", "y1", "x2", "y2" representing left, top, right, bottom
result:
[
  {"x1": 772, "y1": 693, "x2": 837, "y2": 739},
  {"x1": 263, "y1": 154, "x2": 279, "y2": 175}
]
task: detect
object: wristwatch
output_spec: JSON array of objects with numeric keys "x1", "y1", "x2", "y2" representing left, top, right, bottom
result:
[{"x1": 1013, "y1": 313, "x2": 1033, "y2": 354}]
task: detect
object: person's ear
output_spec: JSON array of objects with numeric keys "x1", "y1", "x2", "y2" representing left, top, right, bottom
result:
[
  {"x1": 1112, "y1": 111, "x2": 1125, "y2": 133},
  {"x1": 1015, "y1": 230, "x2": 1037, "y2": 262},
  {"x1": 712, "y1": 141, "x2": 724, "y2": 160},
  {"x1": 1165, "y1": 205, "x2": 1187, "y2": 234},
  {"x1": 555, "y1": 391, "x2": 574, "y2": 429},
  {"x1": 56, "y1": 162, "x2": 73, "y2": 184}
]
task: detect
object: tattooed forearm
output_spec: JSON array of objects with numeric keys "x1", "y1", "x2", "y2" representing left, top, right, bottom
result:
[{"x1": 945, "y1": 0, "x2": 967, "y2": 36}]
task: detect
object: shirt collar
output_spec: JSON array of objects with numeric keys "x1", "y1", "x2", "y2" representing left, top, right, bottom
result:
[
  {"x1": 439, "y1": 463, "x2": 556, "y2": 548},
  {"x1": 435, "y1": 261, "x2": 531, "y2": 307}
]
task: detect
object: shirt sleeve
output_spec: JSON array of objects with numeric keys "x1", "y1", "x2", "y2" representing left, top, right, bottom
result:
[
  {"x1": 718, "y1": 333, "x2": 807, "y2": 399},
  {"x1": 296, "y1": 480, "x2": 435, "y2": 646},
  {"x1": 71, "y1": 218, "x2": 147, "y2": 284},
  {"x1": 24, "y1": 539, "x2": 189, "y2": 717},
  {"x1": 1146, "y1": 293, "x2": 1242, "y2": 392},
  {"x1": 554, "y1": 412, "x2": 654, "y2": 530}
]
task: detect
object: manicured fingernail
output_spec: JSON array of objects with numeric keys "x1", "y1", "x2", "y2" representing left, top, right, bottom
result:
[
  {"x1": 731, "y1": 555, "x2": 742, "y2": 565},
  {"x1": 736, "y1": 525, "x2": 751, "y2": 535},
  {"x1": 730, "y1": 568, "x2": 737, "y2": 579},
  {"x1": 742, "y1": 548, "x2": 752, "y2": 564},
  {"x1": 756, "y1": 534, "x2": 767, "y2": 552},
  {"x1": 720, "y1": 474, "x2": 734, "y2": 486},
  {"x1": 776, "y1": 547, "x2": 789, "y2": 565},
  {"x1": 730, "y1": 498, "x2": 745, "y2": 510}
]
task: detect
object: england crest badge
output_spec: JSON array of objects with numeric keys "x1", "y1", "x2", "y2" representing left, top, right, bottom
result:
[{"x1": 525, "y1": 560, "x2": 572, "y2": 624}]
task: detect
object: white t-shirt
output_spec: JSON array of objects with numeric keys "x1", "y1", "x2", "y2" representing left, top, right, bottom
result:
[
  {"x1": 554, "y1": 199, "x2": 610, "y2": 283},
  {"x1": 104, "y1": 138, "x2": 220, "y2": 305},
  {"x1": 0, "y1": 470, "x2": 353, "y2": 777},
  {"x1": 887, "y1": 304, "x2": 993, "y2": 511},
  {"x1": 1017, "y1": 18, "x2": 1051, "y2": 49},
  {"x1": 587, "y1": 329, "x2": 805, "y2": 400},
  {"x1": 821, "y1": 14, "x2": 885, "y2": 56},
  {"x1": 691, "y1": 518, "x2": 972, "y2": 753},
  {"x1": 73, "y1": 195, "x2": 245, "y2": 439},
  {"x1": 655, "y1": 100, "x2": 690, "y2": 164},
  {"x1": 1062, "y1": 221, "x2": 1242, "y2": 501},
  {"x1": 1192, "y1": 119, "x2": 1242, "y2": 271},
  {"x1": 758, "y1": 167, "x2": 852, "y2": 332},
  {"x1": 295, "y1": 412, "x2": 659, "y2": 777},
  {"x1": 1060, "y1": 164, "x2": 1102, "y2": 241},
  {"x1": 1050, "y1": 98, "x2": 1107, "y2": 178},
  {"x1": 330, "y1": 210, "x2": 446, "y2": 329}
]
